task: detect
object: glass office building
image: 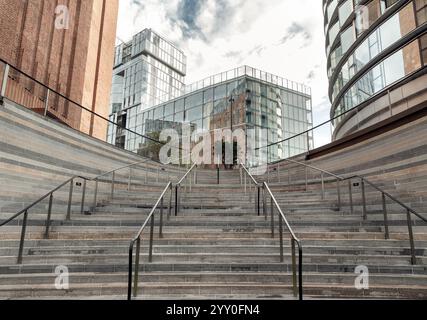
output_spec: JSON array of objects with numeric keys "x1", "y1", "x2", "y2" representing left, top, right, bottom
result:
[
  {"x1": 324, "y1": 0, "x2": 427, "y2": 139},
  {"x1": 108, "y1": 29, "x2": 187, "y2": 148},
  {"x1": 112, "y1": 66, "x2": 312, "y2": 166}
]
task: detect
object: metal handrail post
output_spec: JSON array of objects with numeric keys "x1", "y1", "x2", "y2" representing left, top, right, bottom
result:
[
  {"x1": 133, "y1": 238, "x2": 141, "y2": 297},
  {"x1": 17, "y1": 210, "x2": 28, "y2": 264},
  {"x1": 270, "y1": 197, "x2": 275, "y2": 238},
  {"x1": 291, "y1": 239, "x2": 297, "y2": 298},
  {"x1": 298, "y1": 244, "x2": 303, "y2": 301},
  {"x1": 80, "y1": 179, "x2": 86, "y2": 214},
  {"x1": 305, "y1": 167, "x2": 308, "y2": 191},
  {"x1": 406, "y1": 209, "x2": 416, "y2": 265},
  {"x1": 321, "y1": 172, "x2": 325, "y2": 200},
  {"x1": 111, "y1": 172, "x2": 115, "y2": 200},
  {"x1": 361, "y1": 179, "x2": 367, "y2": 220},
  {"x1": 168, "y1": 186, "x2": 172, "y2": 221},
  {"x1": 279, "y1": 215, "x2": 284, "y2": 262},
  {"x1": 336, "y1": 179, "x2": 341, "y2": 212},
  {"x1": 382, "y1": 193, "x2": 389, "y2": 239},
  {"x1": 149, "y1": 214, "x2": 154, "y2": 262},
  {"x1": 127, "y1": 244, "x2": 133, "y2": 300},
  {"x1": 128, "y1": 167, "x2": 132, "y2": 191},
  {"x1": 44, "y1": 193, "x2": 53, "y2": 239},
  {"x1": 263, "y1": 186, "x2": 267, "y2": 221},
  {"x1": 93, "y1": 179, "x2": 98, "y2": 210},
  {"x1": 66, "y1": 179, "x2": 73, "y2": 220},
  {"x1": 348, "y1": 179, "x2": 353, "y2": 214},
  {"x1": 159, "y1": 197, "x2": 164, "y2": 238},
  {"x1": 257, "y1": 186, "x2": 260, "y2": 216},
  {"x1": 174, "y1": 185, "x2": 178, "y2": 216}
]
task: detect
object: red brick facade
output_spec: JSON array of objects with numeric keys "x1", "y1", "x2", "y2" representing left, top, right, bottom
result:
[{"x1": 0, "y1": 0, "x2": 119, "y2": 140}]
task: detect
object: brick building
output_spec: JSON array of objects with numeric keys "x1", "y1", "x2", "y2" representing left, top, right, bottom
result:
[{"x1": 0, "y1": 0, "x2": 119, "y2": 140}]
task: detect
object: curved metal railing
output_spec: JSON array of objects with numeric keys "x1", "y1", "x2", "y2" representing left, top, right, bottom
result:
[
  {"x1": 0, "y1": 175, "x2": 89, "y2": 264},
  {"x1": 127, "y1": 182, "x2": 173, "y2": 300},
  {"x1": 240, "y1": 163, "x2": 303, "y2": 300},
  {"x1": 265, "y1": 158, "x2": 427, "y2": 265},
  {"x1": 127, "y1": 163, "x2": 197, "y2": 300},
  {"x1": 0, "y1": 156, "x2": 183, "y2": 264}
]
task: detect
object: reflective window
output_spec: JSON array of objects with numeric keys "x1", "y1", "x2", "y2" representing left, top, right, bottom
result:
[
  {"x1": 339, "y1": 0, "x2": 353, "y2": 26},
  {"x1": 381, "y1": 0, "x2": 399, "y2": 13},
  {"x1": 341, "y1": 25, "x2": 354, "y2": 54},
  {"x1": 203, "y1": 88, "x2": 214, "y2": 103},
  {"x1": 185, "y1": 92, "x2": 203, "y2": 109},
  {"x1": 332, "y1": 3, "x2": 416, "y2": 99},
  {"x1": 421, "y1": 33, "x2": 427, "y2": 65},
  {"x1": 214, "y1": 84, "x2": 227, "y2": 100},
  {"x1": 329, "y1": 21, "x2": 340, "y2": 45},
  {"x1": 416, "y1": 0, "x2": 427, "y2": 25},
  {"x1": 327, "y1": 0, "x2": 338, "y2": 21},
  {"x1": 164, "y1": 102, "x2": 174, "y2": 116},
  {"x1": 335, "y1": 39, "x2": 422, "y2": 119},
  {"x1": 185, "y1": 105, "x2": 203, "y2": 122},
  {"x1": 175, "y1": 98, "x2": 184, "y2": 113}
]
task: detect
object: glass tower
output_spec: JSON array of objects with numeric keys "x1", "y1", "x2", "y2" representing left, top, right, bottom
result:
[
  {"x1": 324, "y1": 0, "x2": 427, "y2": 139},
  {"x1": 123, "y1": 66, "x2": 313, "y2": 165},
  {"x1": 108, "y1": 29, "x2": 186, "y2": 149}
]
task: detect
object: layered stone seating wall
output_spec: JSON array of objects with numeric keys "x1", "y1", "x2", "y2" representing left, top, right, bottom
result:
[
  {"x1": 261, "y1": 116, "x2": 427, "y2": 213},
  {"x1": 0, "y1": 99, "x2": 191, "y2": 216}
]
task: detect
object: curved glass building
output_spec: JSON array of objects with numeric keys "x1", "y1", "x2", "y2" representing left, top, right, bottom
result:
[{"x1": 323, "y1": 0, "x2": 427, "y2": 139}]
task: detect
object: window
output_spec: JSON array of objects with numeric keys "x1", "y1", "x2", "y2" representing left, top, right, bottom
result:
[
  {"x1": 421, "y1": 33, "x2": 427, "y2": 65},
  {"x1": 339, "y1": 0, "x2": 353, "y2": 26},
  {"x1": 175, "y1": 98, "x2": 184, "y2": 113},
  {"x1": 381, "y1": 0, "x2": 399, "y2": 13},
  {"x1": 416, "y1": 0, "x2": 427, "y2": 25},
  {"x1": 336, "y1": 39, "x2": 422, "y2": 117},
  {"x1": 154, "y1": 106, "x2": 164, "y2": 119},
  {"x1": 327, "y1": 0, "x2": 338, "y2": 21},
  {"x1": 329, "y1": 21, "x2": 340, "y2": 45},
  {"x1": 203, "y1": 88, "x2": 214, "y2": 103},
  {"x1": 185, "y1": 92, "x2": 203, "y2": 109},
  {"x1": 341, "y1": 26, "x2": 354, "y2": 54},
  {"x1": 186, "y1": 105, "x2": 203, "y2": 122},
  {"x1": 214, "y1": 84, "x2": 227, "y2": 100}
]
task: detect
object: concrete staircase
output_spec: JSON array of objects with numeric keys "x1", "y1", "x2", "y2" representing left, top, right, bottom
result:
[
  {"x1": 1, "y1": 168, "x2": 427, "y2": 300},
  {"x1": 1, "y1": 102, "x2": 427, "y2": 299}
]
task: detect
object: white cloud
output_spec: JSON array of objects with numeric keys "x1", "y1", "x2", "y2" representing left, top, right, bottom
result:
[{"x1": 116, "y1": 0, "x2": 332, "y2": 147}]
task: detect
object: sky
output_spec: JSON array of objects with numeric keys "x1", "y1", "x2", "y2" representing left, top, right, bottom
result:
[{"x1": 116, "y1": 0, "x2": 332, "y2": 147}]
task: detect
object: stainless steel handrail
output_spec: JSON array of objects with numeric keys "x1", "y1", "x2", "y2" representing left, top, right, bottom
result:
[
  {"x1": 240, "y1": 162, "x2": 261, "y2": 215},
  {"x1": 263, "y1": 182, "x2": 303, "y2": 300},
  {"x1": 267, "y1": 159, "x2": 427, "y2": 265},
  {"x1": 176, "y1": 163, "x2": 197, "y2": 185},
  {"x1": 128, "y1": 163, "x2": 198, "y2": 300},
  {"x1": 0, "y1": 153, "x2": 180, "y2": 264},
  {"x1": 240, "y1": 163, "x2": 303, "y2": 300},
  {"x1": 0, "y1": 175, "x2": 89, "y2": 264},
  {"x1": 127, "y1": 182, "x2": 173, "y2": 300},
  {"x1": 174, "y1": 163, "x2": 197, "y2": 216},
  {"x1": 89, "y1": 158, "x2": 186, "y2": 206}
]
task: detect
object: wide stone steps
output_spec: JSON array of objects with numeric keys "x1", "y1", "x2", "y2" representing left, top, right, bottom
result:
[
  {"x1": 1, "y1": 281, "x2": 426, "y2": 300},
  {"x1": 2, "y1": 272, "x2": 427, "y2": 287},
  {"x1": 0, "y1": 244, "x2": 424, "y2": 258},
  {"x1": 2, "y1": 252, "x2": 426, "y2": 266}
]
